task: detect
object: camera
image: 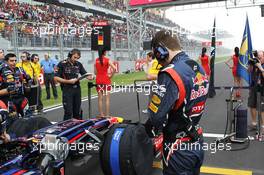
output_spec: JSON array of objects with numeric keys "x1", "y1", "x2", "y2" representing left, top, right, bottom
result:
[{"x1": 248, "y1": 57, "x2": 260, "y2": 65}]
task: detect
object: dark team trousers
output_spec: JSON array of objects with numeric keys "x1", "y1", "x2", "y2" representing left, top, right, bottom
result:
[
  {"x1": 163, "y1": 139, "x2": 204, "y2": 175},
  {"x1": 44, "y1": 73, "x2": 58, "y2": 99},
  {"x1": 25, "y1": 83, "x2": 43, "y2": 111},
  {"x1": 62, "y1": 86, "x2": 82, "y2": 120},
  {"x1": 1, "y1": 97, "x2": 28, "y2": 116}
]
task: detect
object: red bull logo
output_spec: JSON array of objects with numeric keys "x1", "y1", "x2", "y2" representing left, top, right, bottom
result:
[{"x1": 192, "y1": 73, "x2": 208, "y2": 86}]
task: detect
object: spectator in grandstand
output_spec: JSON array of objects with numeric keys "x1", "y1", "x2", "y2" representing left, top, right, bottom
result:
[
  {"x1": 142, "y1": 52, "x2": 162, "y2": 114},
  {"x1": 94, "y1": 48, "x2": 116, "y2": 118},
  {"x1": 55, "y1": 49, "x2": 91, "y2": 120},
  {"x1": 148, "y1": 30, "x2": 207, "y2": 175},
  {"x1": 248, "y1": 50, "x2": 264, "y2": 132},
  {"x1": 31, "y1": 54, "x2": 43, "y2": 113},
  {"x1": 40, "y1": 53, "x2": 58, "y2": 100},
  {"x1": 199, "y1": 47, "x2": 211, "y2": 78},
  {"x1": 225, "y1": 47, "x2": 242, "y2": 98}
]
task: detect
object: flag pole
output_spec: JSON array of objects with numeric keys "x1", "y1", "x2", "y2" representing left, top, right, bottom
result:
[{"x1": 208, "y1": 18, "x2": 216, "y2": 98}]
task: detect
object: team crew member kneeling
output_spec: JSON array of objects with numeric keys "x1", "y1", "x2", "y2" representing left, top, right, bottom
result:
[
  {"x1": 148, "y1": 31, "x2": 209, "y2": 175},
  {"x1": 55, "y1": 49, "x2": 91, "y2": 120}
]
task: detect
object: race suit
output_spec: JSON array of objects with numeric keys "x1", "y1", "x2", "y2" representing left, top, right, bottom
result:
[
  {"x1": 148, "y1": 51, "x2": 209, "y2": 175},
  {"x1": 0, "y1": 63, "x2": 31, "y2": 127}
]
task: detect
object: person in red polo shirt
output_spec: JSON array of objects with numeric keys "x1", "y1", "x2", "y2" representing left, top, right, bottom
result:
[{"x1": 94, "y1": 48, "x2": 116, "y2": 118}]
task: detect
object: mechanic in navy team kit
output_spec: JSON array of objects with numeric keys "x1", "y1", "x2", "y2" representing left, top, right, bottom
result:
[
  {"x1": 0, "y1": 53, "x2": 31, "y2": 120},
  {"x1": 148, "y1": 30, "x2": 209, "y2": 175},
  {"x1": 55, "y1": 49, "x2": 90, "y2": 121}
]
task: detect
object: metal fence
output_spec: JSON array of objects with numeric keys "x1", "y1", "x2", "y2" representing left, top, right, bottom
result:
[
  {"x1": 0, "y1": 19, "x2": 128, "y2": 59},
  {"x1": 0, "y1": 19, "x2": 226, "y2": 61}
]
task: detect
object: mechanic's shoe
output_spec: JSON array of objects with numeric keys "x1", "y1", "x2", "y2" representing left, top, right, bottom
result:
[{"x1": 142, "y1": 109, "x2": 148, "y2": 114}]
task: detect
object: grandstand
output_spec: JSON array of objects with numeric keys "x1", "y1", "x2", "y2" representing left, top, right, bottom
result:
[{"x1": 0, "y1": 0, "x2": 202, "y2": 70}]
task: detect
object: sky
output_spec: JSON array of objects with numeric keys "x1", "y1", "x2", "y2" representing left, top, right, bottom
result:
[{"x1": 165, "y1": 3, "x2": 264, "y2": 50}]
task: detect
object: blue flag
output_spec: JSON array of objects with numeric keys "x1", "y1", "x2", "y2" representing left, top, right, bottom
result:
[{"x1": 237, "y1": 16, "x2": 253, "y2": 84}]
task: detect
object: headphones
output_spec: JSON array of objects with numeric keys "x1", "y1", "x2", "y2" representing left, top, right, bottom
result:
[
  {"x1": 152, "y1": 42, "x2": 169, "y2": 61},
  {"x1": 151, "y1": 30, "x2": 171, "y2": 62},
  {"x1": 68, "y1": 49, "x2": 81, "y2": 59}
]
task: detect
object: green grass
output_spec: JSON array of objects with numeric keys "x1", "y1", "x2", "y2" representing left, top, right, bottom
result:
[{"x1": 42, "y1": 71, "x2": 146, "y2": 108}]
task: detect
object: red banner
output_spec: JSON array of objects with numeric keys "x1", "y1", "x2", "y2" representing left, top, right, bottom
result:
[
  {"x1": 135, "y1": 59, "x2": 146, "y2": 71},
  {"x1": 93, "y1": 21, "x2": 108, "y2": 26},
  {"x1": 129, "y1": 0, "x2": 172, "y2": 6},
  {"x1": 202, "y1": 41, "x2": 222, "y2": 47}
]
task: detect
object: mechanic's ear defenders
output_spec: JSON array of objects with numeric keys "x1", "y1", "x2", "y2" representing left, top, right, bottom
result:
[
  {"x1": 68, "y1": 49, "x2": 81, "y2": 59},
  {"x1": 68, "y1": 50, "x2": 73, "y2": 58},
  {"x1": 153, "y1": 42, "x2": 169, "y2": 61}
]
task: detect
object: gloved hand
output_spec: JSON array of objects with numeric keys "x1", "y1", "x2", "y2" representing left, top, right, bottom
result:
[{"x1": 144, "y1": 118, "x2": 157, "y2": 138}]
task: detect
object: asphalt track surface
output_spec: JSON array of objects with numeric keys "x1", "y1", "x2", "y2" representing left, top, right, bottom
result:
[{"x1": 41, "y1": 62, "x2": 264, "y2": 175}]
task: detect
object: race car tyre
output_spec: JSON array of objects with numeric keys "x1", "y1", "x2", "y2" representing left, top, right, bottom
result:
[
  {"x1": 7, "y1": 116, "x2": 52, "y2": 137},
  {"x1": 100, "y1": 123, "x2": 153, "y2": 175}
]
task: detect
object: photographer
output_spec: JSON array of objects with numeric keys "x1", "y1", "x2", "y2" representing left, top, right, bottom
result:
[{"x1": 248, "y1": 50, "x2": 264, "y2": 132}]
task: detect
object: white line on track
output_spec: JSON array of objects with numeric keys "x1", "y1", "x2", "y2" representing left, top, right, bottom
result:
[{"x1": 203, "y1": 133, "x2": 224, "y2": 138}]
